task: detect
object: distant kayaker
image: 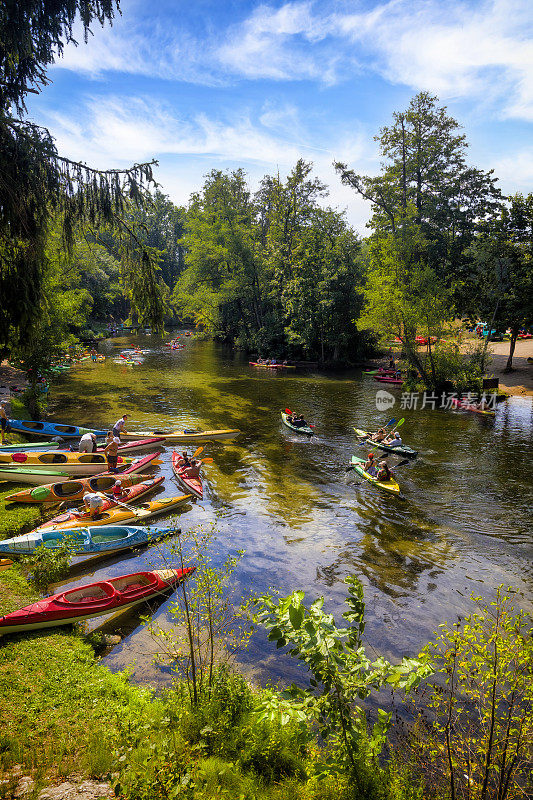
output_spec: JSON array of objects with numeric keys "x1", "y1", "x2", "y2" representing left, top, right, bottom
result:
[
  {"x1": 78, "y1": 432, "x2": 97, "y2": 453},
  {"x1": 112, "y1": 414, "x2": 128, "y2": 440},
  {"x1": 104, "y1": 436, "x2": 120, "y2": 472},
  {"x1": 90, "y1": 348, "x2": 97, "y2": 362},
  {"x1": 82, "y1": 492, "x2": 104, "y2": 519},
  {"x1": 384, "y1": 432, "x2": 402, "y2": 447},
  {"x1": 377, "y1": 461, "x2": 392, "y2": 481},
  {"x1": 364, "y1": 453, "x2": 377, "y2": 476},
  {"x1": 0, "y1": 403, "x2": 7, "y2": 444}
]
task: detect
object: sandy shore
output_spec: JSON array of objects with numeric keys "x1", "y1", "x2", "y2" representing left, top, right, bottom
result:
[{"x1": 483, "y1": 339, "x2": 533, "y2": 397}]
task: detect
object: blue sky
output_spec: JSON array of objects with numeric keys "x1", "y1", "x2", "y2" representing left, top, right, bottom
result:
[{"x1": 28, "y1": 0, "x2": 533, "y2": 232}]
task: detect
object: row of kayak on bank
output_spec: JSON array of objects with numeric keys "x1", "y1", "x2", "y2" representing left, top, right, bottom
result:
[{"x1": 0, "y1": 424, "x2": 242, "y2": 635}]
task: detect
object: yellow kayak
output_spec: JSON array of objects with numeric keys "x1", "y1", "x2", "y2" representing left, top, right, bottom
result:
[
  {"x1": 350, "y1": 456, "x2": 401, "y2": 496},
  {"x1": 120, "y1": 429, "x2": 240, "y2": 443},
  {"x1": 36, "y1": 495, "x2": 192, "y2": 531}
]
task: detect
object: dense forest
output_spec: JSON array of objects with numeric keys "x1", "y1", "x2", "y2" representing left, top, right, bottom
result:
[{"x1": 1, "y1": 2, "x2": 531, "y2": 381}]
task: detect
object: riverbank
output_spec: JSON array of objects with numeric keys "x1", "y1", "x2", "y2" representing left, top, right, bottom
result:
[{"x1": 484, "y1": 339, "x2": 533, "y2": 396}]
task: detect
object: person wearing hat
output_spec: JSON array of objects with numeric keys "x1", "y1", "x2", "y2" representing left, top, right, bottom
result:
[
  {"x1": 377, "y1": 460, "x2": 392, "y2": 481},
  {"x1": 112, "y1": 480, "x2": 125, "y2": 499},
  {"x1": 384, "y1": 431, "x2": 402, "y2": 447},
  {"x1": 364, "y1": 452, "x2": 377, "y2": 476}
]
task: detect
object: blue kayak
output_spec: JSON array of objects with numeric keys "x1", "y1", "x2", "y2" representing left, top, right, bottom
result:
[
  {"x1": 7, "y1": 419, "x2": 107, "y2": 440},
  {"x1": 0, "y1": 525, "x2": 178, "y2": 556}
]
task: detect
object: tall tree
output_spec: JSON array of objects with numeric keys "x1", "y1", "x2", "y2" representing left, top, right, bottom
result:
[
  {"x1": 468, "y1": 193, "x2": 533, "y2": 371},
  {"x1": 334, "y1": 92, "x2": 503, "y2": 289},
  {"x1": 0, "y1": 0, "x2": 163, "y2": 353}
]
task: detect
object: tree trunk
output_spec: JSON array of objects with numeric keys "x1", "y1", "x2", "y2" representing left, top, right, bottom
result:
[{"x1": 504, "y1": 325, "x2": 519, "y2": 372}]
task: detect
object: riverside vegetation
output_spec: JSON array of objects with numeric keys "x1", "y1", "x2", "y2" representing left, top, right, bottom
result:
[{"x1": 0, "y1": 501, "x2": 531, "y2": 800}]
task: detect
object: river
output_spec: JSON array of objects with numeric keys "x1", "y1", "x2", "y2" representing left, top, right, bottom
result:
[{"x1": 50, "y1": 334, "x2": 533, "y2": 688}]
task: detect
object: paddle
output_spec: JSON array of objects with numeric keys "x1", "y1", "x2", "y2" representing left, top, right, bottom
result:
[
  {"x1": 95, "y1": 492, "x2": 151, "y2": 518},
  {"x1": 356, "y1": 418, "x2": 395, "y2": 445},
  {"x1": 193, "y1": 446, "x2": 204, "y2": 458},
  {"x1": 199, "y1": 457, "x2": 213, "y2": 464}
]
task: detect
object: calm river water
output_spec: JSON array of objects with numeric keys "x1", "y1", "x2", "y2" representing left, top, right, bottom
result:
[{"x1": 50, "y1": 334, "x2": 533, "y2": 688}]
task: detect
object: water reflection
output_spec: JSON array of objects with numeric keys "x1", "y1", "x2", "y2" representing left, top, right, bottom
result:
[{"x1": 49, "y1": 335, "x2": 533, "y2": 688}]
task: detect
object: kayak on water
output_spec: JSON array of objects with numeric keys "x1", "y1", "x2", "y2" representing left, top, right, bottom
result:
[
  {"x1": 350, "y1": 456, "x2": 401, "y2": 496},
  {"x1": 362, "y1": 368, "x2": 397, "y2": 376},
  {"x1": 374, "y1": 376, "x2": 404, "y2": 385},
  {"x1": 6, "y1": 472, "x2": 147, "y2": 504},
  {"x1": 0, "y1": 524, "x2": 178, "y2": 556},
  {"x1": 6, "y1": 419, "x2": 107, "y2": 440},
  {"x1": 120, "y1": 429, "x2": 240, "y2": 443},
  {"x1": 172, "y1": 451, "x2": 203, "y2": 499},
  {"x1": 450, "y1": 397, "x2": 496, "y2": 417},
  {"x1": 280, "y1": 412, "x2": 314, "y2": 436},
  {"x1": 249, "y1": 362, "x2": 296, "y2": 370},
  {"x1": 36, "y1": 494, "x2": 191, "y2": 532},
  {"x1": 94, "y1": 437, "x2": 165, "y2": 455},
  {"x1": 0, "y1": 451, "x2": 137, "y2": 475},
  {"x1": 354, "y1": 428, "x2": 418, "y2": 458},
  {"x1": 33, "y1": 477, "x2": 164, "y2": 530},
  {"x1": 0, "y1": 567, "x2": 195, "y2": 636}
]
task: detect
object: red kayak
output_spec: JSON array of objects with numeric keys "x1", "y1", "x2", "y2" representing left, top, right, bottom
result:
[
  {"x1": 374, "y1": 376, "x2": 403, "y2": 385},
  {"x1": 172, "y1": 451, "x2": 203, "y2": 499},
  {"x1": 94, "y1": 438, "x2": 165, "y2": 455},
  {"x1": 33, "y1": 476, "x2": 164, "y2": 531},
  {"x1": 450, "y1": 397, "x2": 495, "y2": 417},
  {"x1": 0, "y1": 567, "x2": 195, "y2": 635},
  {"x1": 107, "y1": 452, "x2": 161, "y2": 476}
]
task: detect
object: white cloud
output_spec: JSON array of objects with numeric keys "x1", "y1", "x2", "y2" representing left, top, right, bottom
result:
[
  {"x1": 42, "y1": 94, "x2": 377, "y2": 231},
  {"x1": 491, "y1": 149, "x2": 533, "y2": 189},
  {"x1": 52, "y1": 0, "x2": 533, "y2": 120}
]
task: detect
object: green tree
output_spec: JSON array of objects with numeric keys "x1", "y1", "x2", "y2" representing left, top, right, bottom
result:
[
  {"x1": 408, "y1": 588, "x2": 533, "y2": 800},
  {"x1": 334, "y1": 92, "x2": 502, "y2": 290},
  {"x1": 467, "y1": 193, "x2": 533, "y2": 371},
  {"x1": 0, "y1": 0, "x2": 163, "y2": 355}
]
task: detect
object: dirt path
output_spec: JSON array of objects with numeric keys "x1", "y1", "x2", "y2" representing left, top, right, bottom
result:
[{"x1": 483, "y1": 339, "x2": 533, "y2": 397}]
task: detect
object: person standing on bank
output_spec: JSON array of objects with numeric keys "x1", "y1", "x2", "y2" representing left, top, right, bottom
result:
[
  {"x1": 112, "y1": 414, "x2": 128, "y2": 440},
  {"x1": 104, "y1": 436, "x2": 120, "y2": 472}
]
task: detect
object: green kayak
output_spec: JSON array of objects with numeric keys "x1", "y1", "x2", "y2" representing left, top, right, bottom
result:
[
  {"x1": 0, "y1": 441, "x2": 60, "y2": 452},
  {"x1": 354, "y1": 428, "x2": 418, "y2": 458},
  {"x1": 350, "y1": 456, "x2": 401, "y2": 496},
  {"x1": 281, "y1": 412, "x2": 314, "y2": 436}
]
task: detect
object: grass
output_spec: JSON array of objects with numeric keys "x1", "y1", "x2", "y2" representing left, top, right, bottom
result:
[{"x1": 0, "y1": 484, "x2": 42, "y2": 542}]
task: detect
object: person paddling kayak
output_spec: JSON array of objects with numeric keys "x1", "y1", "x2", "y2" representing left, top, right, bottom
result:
[
  {"x1": 384, "y1": 432, "x2": 402, "y2": 447},
  {"x1": 364, "y1": 453, "x2": 377, "y2": 476},
  {"x1": 377, "y1": 460, "x2": 392, "y2": 481}
]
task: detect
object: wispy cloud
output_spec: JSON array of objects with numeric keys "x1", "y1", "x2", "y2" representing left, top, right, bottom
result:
[{"x1": 54, "y1": 0, "x2": 533, "y2": 121}]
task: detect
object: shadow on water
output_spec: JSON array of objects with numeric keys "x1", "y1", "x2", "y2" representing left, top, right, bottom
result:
[{"x1": 48, "y1": 335, "x2": 533, "y2": 690}]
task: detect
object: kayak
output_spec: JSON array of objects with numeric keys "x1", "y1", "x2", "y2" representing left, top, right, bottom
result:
[
  {"x1": 0, "y1": 567, "x2": 195, "y2": 636},
  {"x1": 374, "y1": 376, "x2": 403, "y2": 385},
  {"x1": 350, "y1": 456, "x2": 401, "y2": 496},
  {"x1": 0, "y1": 452, "x2": 138, "y2": 476},
  {"x1": 354, "y1": 428, "x2": 418, "y2": 458},
  {"x1": 249, "y1": 362, "x2": 296, "y2": 369},
  {"x1": 6, "y1": 472, "x2": 147, "y2": 504},
  {"x1": 33, "y1": 477, "x2": 165, "y2": 530},
  {"x1": 37, "y1": 494, "x2": 191, "y2": 532},
  {"x1": 6, "y1": 419, "x2": 107, "y2": 440},
  {"x1": 281, "y1": 412, "x2": 314, "y2": 436},
  {"x1": 95, "y1": 437, "x2": 165, "y2": 455},
  {"x1": 362, "y1": 369, "x2": 396, "y2": 376},
  {"x1": 450, "y1": 397, "x2": 496, "y2": 417},
  {"x1": 0, "y1": 467, "x2": 72, "y2": 485},
  {"x1": 0, "y1": 524, "x2": 179, "y2": 557},
  {"x1": 0, "y1": 442, "x2": 60, "y2": 452},
  {"x1": 172, "y1": 451, "x2": 203, "y2": 499},
  {"x1": 119, "y1": 429, "x2": 240, "y2": 443}
]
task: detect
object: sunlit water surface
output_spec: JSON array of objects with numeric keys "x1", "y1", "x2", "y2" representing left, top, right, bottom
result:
[{"x1": 50, "y1": 335, "x2": 533, "y2": 691}]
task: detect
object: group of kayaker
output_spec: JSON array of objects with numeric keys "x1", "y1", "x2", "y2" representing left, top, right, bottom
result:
[
  {"x1": 364, "y1": 428, "x2": 403, "y2": 447},
  {"x1": 256, "y1": 357, "x2": 289, "y2": 366},
  {"x1": 75, "y1": 415, "x2": 130, "y2": 472}
]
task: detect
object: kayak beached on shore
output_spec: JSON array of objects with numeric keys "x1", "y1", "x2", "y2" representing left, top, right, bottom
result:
[
  {"x1": 6, "y1": 419, "x2": 107, "y2": 439},
  {"x1": 119, "y1": 429, "x2": 240, "y2": 443},
  {"x1": 0, "y1": 524, "x2": 179, "y2": 556},
  {"x1": 0, "y1": 567, "x2": 195, "y2": 636},
  {"x1": 36, "y1": 494, "x2": 191, "y2": 532}
]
